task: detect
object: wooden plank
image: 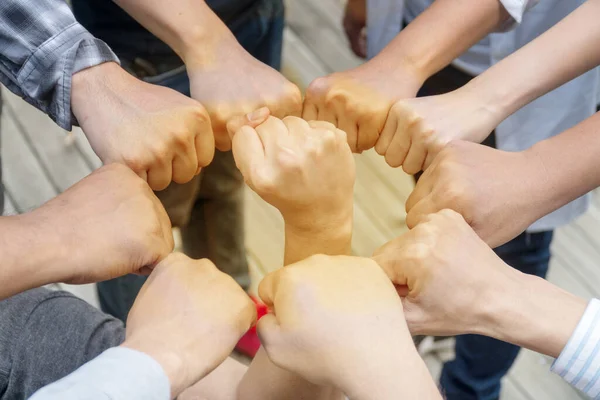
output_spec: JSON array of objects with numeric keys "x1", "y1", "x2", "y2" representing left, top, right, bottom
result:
[
  {"x1": 3, "y1": 92, "x2": 92, "y2": 192},
  {"x1": 285, "y1": 0, "x2": 362, "y2": 73},
  {"x1": 282, "y1": 27, "x2": 330, "y2": 90},
  {"x1": 1, "y1": 111, "x2": 56, "y2": 212}
]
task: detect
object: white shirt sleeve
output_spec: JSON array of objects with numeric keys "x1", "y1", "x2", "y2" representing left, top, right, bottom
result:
[
  {"x1": 29, "y1": 347, "x2": 171, "y2": 400},
  {"x1": 498, "y1": 0, "x2": 540, "y2": 30},
  {"x1": 551, "y1": 298, "x2": 600, "y2": 399}
]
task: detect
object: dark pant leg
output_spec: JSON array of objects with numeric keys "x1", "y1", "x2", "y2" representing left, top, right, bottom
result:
[
  {"x1": 440, "y1": 231, "x2": 553, "y2": 400},
  {"x1": 0, "y1": 288, "x2": 124, "y2": 399}
]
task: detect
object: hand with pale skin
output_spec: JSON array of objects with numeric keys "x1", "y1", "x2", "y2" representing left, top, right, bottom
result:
[
  {"x1": 404, "y1": 140, "x2": 550, "y2": 248},
  {"x1": 228, "y1": 109, "x2": 355, "y2": 247},
  {"x1": 372, "y1": 209, "x2": 587, "y2": 359},
  {"x1": 123, "y1": 253, "x2": 257, "y2": 399},
  {"x1": 257, "y1": 255, "x2": 441, "y2": 400},
  {"x1": 0, "y1": 163, "x2": 173, "y2": 299},
  {"x1": 186, "y1": 38, "x2": 302, "y2": 151},
  {"x1": 374, "y1": 88, "x2": 503, "y2": 174},
  {"x1": 72, "y1": 62, "x2": 215, "y2": 191}
]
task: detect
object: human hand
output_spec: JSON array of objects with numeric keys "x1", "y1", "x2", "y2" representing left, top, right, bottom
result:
[
  {"x1": 186, "y1": 38, "x2": 302, "y2": 152},
  {"x1": 229, "y1": 111, "x2": 355, "y2": 233},
  {"x1": 303, "y1": 60, "x2": 423, "y2": 153},
  {"x1": 343, "y1": 0, "x2": 367, "y2": 58},
  {"x1": 373, "y1": 209, "x2": 521, "y2": 336},
  {"x1": 123, "y1": 253, "x2": 256, "y2": 398},
  {"x1": 29, "y1": 163, "x2": 173, "y2": 284},
  {"x1": 374, "y1": 87, "x2": 502, "y2": 174},
  {"x1": 405, "y1": 140, "x2": 546, "y2": 247},
  {"x1": 257, "y1": 255, "x2": 435, "y2": 400},
  {"x1": 72, "y1": 62, "x2": 215, "y2": 191}
]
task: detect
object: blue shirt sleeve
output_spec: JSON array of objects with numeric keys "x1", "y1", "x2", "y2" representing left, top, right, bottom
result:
[
  {"x1": 0, "y1": 0, "x2": 119, "y2": 130},
  {"x1": 29, "y1": 347, "x2": 171, "y2": 400},
  {"x1": 551, "y1": 298, "x2": 600, "y2": 399}
]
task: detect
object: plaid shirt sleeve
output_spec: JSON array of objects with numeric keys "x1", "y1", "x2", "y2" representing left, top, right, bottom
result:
[{"x1": 0, "y1": 0, "x2": 119, "y2": 130}]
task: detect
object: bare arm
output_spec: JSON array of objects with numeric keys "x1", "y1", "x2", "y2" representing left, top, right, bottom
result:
[
  {"x1": 466, "y1": 0, "x2": 600, "y2": 121},
  {"x1": 374, "y1": 0, "x2": 512, "y2": 83}
]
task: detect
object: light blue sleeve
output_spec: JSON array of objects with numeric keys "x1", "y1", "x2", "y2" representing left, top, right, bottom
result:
[
  {"x1": 551, "y1": 298, "x2": 600, "y2": 399},
  {"x1": 29, "y1": 347, "x2": 171, "y2": 400}
]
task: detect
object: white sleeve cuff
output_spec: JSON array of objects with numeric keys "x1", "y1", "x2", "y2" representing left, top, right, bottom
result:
[
  {"x1": 497, "y1": 0, "x2": 539, "y2": 31},
  {"x1": 551, "y1": 298, "x2": 600, "y2": 399}
]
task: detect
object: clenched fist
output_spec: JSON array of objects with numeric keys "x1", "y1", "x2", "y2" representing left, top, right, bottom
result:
[
  {"x1": 72, "y1": 62, "x2": 215, "y2": 191},
  {"x1": 124, "y1": 253, "x2": 256, "y2": 397},
  {"x1": 229, "y1": 111, "x2": 355, "y2": 232},
  {"x1": 31, "y1": 163, "x2": 174, "y2": 284},
  {"x1": 303, "y1": 62, "x2": 422, "y2": 153}
]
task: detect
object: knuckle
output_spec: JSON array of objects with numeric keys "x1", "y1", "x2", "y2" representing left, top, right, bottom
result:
[{"x1": 307, "y1": 77, "x2": 330, "y2": 98}]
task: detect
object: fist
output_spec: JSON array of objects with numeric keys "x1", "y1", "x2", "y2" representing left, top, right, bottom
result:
[
  {"x1": 73, "y1": 63, "x2": 215, "y2": 191},
  {"x1": 125, "y1": 253, "x2": 256, "y2": 397},
  {"x1": 405, "y1": 140, "x2": 540, "y2": 247},
  {"x1": 375, "y1": 89, "x2": 501, "y2": 174},
  {"x1": 33, "y1": 163, "x2": 174, "y2": 284},
  {"x1": 257, "y1": 255, "x2": 409, "y2": 392},
  {"x1": 188, "y1": 47, "x2": 302, "y2": 151},
  {"x1": 229, "y1": 112, "x2": 355, "y2": 231},
  {"x1": 303, "y1": 63, "x2": 422, "y2": 153},
  {"x1": 373, "y1": 209, "x2": 517, "y2": 336}
]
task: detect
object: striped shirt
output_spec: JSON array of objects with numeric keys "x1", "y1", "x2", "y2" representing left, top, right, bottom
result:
[
  {"x1": 552, "y1": 299, "x2": 600, "y2": 399},
  {"x1": 0, "y1": 0, "x2": 118, "y2": 130}
]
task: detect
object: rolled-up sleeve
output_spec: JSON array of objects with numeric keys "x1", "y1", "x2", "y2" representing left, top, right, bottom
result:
[
  {"x1": 498, "y1": 0, "x2": 539, "y2": 30},
  {"x1": 30, "y1": 347, "x2": 171, "y2": 400},
  {"x1": 0, "y1": 0, "x2": 119, "y2": 130}
]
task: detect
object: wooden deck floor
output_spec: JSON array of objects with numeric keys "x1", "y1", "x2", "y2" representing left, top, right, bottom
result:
[{"x1": 1, "y1": 1, "x2": 598, "y2": 398}]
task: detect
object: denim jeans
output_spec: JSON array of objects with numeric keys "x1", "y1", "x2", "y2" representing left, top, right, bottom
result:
[
  {"x1": 440, "y1": 231, "x2": 553, "y2": 400},
  {"x1": 417, "y1": 64, "x2": 555, "y2": 399},
  {"x1": 79, "y1": 0, "x2": 285, "y2": 323}
]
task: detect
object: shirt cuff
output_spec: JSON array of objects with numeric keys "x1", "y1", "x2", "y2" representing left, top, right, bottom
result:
[
  {"x1": 16, "y1": 22, "x2": 119, "y2": 131},
  {"x1": 30, "y1": 347, "x2": 171, "y2": 400},
  {"x1": 497, "y1": 0, "x2": 540, "y2": 31},
  {"x1": 551, "y1": 298, "x2": 600, "y2": 397}
]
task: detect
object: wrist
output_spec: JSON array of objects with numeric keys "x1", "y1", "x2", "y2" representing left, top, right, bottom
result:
[
  {"x1": 481, "y1": 271, "x2": 587, "y2": 358},
  {"x1": 71, "y1": 61, "x2": 125, "y2": 127},
  {"x1": 464, "y1": 73, "x2": 521, "y2": 126}
]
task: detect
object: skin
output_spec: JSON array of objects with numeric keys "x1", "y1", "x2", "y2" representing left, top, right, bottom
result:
[
  {"x1": 377, "y1": 0, "x2": 600, "y2": 172},
  {"x1": 305, "y1": 0, "x2": 510, "y2": 153},
  {"x1": 71, "y1": 62, "x2": 214, "y2": 191},
  {"x1": 113, "y1": 0, "x2": 302, "y2": 151},
  {"x1": 122, "y1": 253, "x2": 256, "y2": 399},
  {"x1": 0, "y1": 163, "x2": 173, "y2": 300},
  {"x1": 372, "y1": 209, "x2": 587, "y2": 359},
  {"x1": 406, "y1": 107, "x2": 600, "y2": 248},
  {"x1": 257, "y1": 255, "x2": 442, "y2": 400},
  {"x1": 228, "y1": 111, "x2": 354, "y2": 400}
]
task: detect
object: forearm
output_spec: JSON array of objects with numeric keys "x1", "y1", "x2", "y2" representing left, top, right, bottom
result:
[
  {"x1": 113, "y1": 0, "x2": 235, "y2": 66},
  {"x1": 0, "y1": 214, "x2": 68, "y2": 299},
  {"x1": 466, "y1": 0, "x2": 600, "y2": 120},
  {"x1": 284, "y1": 219, "x2": 353, "y2": 265},
  {"x1": 482, "y1": 271, "x2": 587, "y2": 358},
  {"x1": 518, "y1": 112, "x2": 600, "y2": 224},
  {"x1": 374, "y1": 0, "x2": 510, "y2": 83},
  {"x1": 239, "y1": 216, "x2": 352, "y2": 399}
]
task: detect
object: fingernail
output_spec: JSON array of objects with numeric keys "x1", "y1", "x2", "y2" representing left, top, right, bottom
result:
[{"x1": 247, "y1": 107, "x2": 269, "y2": 123}]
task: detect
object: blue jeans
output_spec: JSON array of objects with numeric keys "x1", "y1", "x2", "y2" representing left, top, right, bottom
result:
[
  {"x1": 439, "y1": 230, "x2": 554, "y2": 400},
  {"x1": 78, "y1": 0, "x2": 285, "y2": 323}
]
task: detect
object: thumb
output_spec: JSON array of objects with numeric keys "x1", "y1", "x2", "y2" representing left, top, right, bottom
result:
[
  {"x1": 227, "y1": 107, "x2": 271, "y2": 141},
  {"x1": 256, "y1": 314, "x2": 285, "y2": 363}
]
